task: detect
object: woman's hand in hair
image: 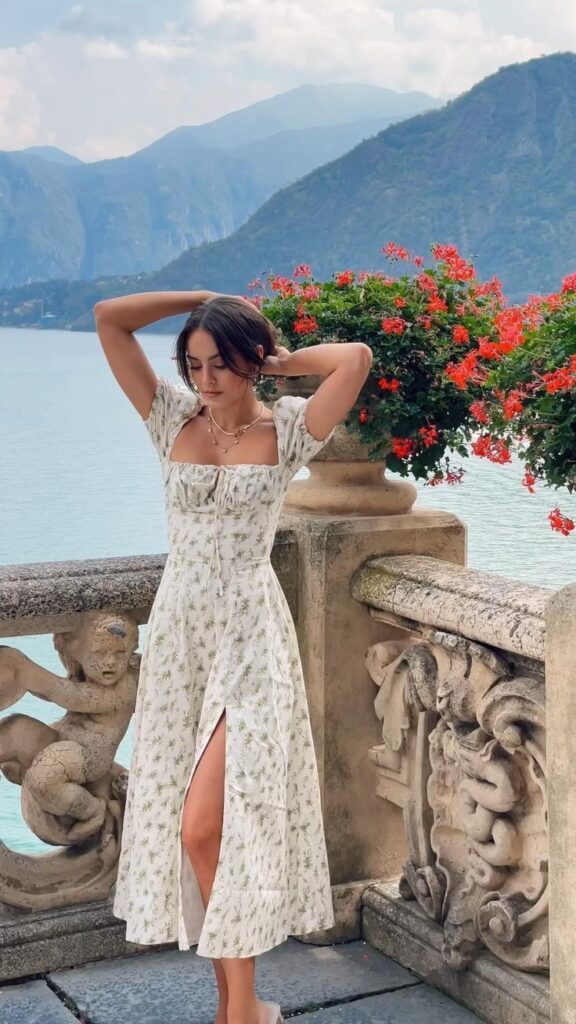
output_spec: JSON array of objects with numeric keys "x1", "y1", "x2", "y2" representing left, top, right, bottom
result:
[{"x1": 260, "y1": 344, "x2": 295, "y2": 376}]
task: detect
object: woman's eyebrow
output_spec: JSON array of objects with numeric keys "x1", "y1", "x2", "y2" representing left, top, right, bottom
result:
[{"x1": 187, "y1": 354, "x2": 220, "y2": 361}]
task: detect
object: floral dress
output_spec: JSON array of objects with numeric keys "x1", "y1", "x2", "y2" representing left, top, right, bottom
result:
[{"x1": 112, "y1": 375, "x2": 337, "y2": 957}]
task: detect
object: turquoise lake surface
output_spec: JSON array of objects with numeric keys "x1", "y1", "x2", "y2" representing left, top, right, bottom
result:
[{"x1": 2, "y1": 326, "x2": 575, "y2": 852}]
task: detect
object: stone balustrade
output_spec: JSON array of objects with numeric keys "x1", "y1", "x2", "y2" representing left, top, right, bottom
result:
[{"x1": 350, "y1": 554, "x2": 571, "y2": 1024}]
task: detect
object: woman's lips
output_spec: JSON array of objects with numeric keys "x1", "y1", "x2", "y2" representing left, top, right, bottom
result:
[{"x1": 204, "y1": 391, "x2": 222, "y2": 395}]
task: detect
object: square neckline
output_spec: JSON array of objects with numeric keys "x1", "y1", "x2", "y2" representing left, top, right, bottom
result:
[{"x1": 168, "y1": 395, "x2": 282, "y2": 471}]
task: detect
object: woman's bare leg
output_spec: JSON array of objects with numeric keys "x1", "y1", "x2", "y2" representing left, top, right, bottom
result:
[{"x1": 182, "y1": 712, "x2": 270, "y2": 1024}]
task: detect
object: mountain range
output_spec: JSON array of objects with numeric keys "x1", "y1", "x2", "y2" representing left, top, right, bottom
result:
[
  {"x1": 2, "y1": 52, "x2": 576, "y2": 331},
  {"x1": 0, "y1": 84, "x2": 438, "y2": 289}
]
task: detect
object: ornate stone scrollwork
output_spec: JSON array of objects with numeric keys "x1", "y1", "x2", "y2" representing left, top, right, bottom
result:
[
  {"x1": 0, "y1": 610, "x2": 140, "y2": 909},
  {"x1": 366, "y1": 631, "x2": 548, "y2": 974}
]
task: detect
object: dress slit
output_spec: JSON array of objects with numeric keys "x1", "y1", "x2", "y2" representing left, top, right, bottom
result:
[{"x1": 177, "y1": 705, "x2": 229, "y2": 952}]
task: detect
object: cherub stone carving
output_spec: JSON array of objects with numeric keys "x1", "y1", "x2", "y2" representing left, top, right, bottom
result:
[{"x1": 0, "y1": 610, "x2": 140, "y2": 910}]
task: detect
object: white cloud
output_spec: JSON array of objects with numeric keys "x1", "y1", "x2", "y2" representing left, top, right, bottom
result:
[
  {"x1": 0, "y1": 45, "x2": 44, "y2": 150},
  {"x1": 0, "y1": 2, "x2": 574, "y2": 158},
  {"x1": 134, "y1": 40, "x2": 197, "y2": 61},
  {"x1": 84, "y1": 39, "x2": 129, "y2": 60}
]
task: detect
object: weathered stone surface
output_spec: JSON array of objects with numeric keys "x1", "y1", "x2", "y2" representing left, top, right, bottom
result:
[
  {"x1": 280, "y1": 510, "x2": 466, "y2": 893},
  {"x1": 0, "y1": 610, "x2": 140, "y2": 911},
  {"x1": 0, "y1": 979, "x2": 77, "y2": 1023},
  {"x1": 351, "y1": 555, "x2": 549, "y2": 660},
  {"x1": 0, "y1": 535, "x2": 298, "y2": 636},
  {"x1": 545, "y1": 585, "x2": 576, "y2": 1024},
  {"x1": 0, "y1": 898, "x2": 178, "y2": 982},
  {"x1": 298, "y1": 879, "x2": 386, "y2": 946},
  {"x1": 365, "y1": 629, "x2": 548, "y2": 974},
  {"x1": 48, "y1": 937, "x2": 418, "y2": 1024},
  {"x1": 283, "y1": 460, "x2": 418, "y2": 516},
  {"x1": 295, "y1": 985, "x2": 484, "y2": 1021},
  {"x1": 363, "y1": 882, "x2": 550, "y2": 1024}
]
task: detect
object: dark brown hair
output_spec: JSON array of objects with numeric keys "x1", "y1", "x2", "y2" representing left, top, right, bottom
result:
[{"x1": 174, "y1": 295, "x2": 279, "y2": 389}]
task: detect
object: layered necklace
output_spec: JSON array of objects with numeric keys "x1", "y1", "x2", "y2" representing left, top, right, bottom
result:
[{"x1": 206, "y1": 402, "x2": 265, "y2": 455}]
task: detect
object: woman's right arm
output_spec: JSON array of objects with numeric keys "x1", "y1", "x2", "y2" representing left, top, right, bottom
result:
[{"x1": 93, "y1": 290, "x2": 219, "y2": 420}]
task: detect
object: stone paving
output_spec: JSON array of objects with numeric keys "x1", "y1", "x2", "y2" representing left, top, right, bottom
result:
[{"x1": 0, "y1": 937, "x2": 484, "y2": 1024}]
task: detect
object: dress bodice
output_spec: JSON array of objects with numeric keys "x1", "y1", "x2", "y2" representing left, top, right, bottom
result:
[{"x1": 143, "y1": 376, "x2": 335, "y2": 591}]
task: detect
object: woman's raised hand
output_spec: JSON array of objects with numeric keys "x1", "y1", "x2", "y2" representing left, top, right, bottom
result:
[{"x1": 260, "y1": 344, "x2": 294, "y2": 376}]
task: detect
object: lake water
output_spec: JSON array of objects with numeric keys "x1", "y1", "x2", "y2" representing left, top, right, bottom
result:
[{"x1": 2, "y1": 326, "x2": 575, "y2": 853}]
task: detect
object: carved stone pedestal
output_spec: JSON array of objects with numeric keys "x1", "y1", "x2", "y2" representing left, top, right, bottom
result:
[
  {"x1": 363, "y1": 881, "x2": 550, "y2": 1024},
  {"x1": 276, "y1": 507, "x2": 466, "y2": 941}
]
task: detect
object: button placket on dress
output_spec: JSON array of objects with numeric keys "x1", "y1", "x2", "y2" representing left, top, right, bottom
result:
[{"x1": 211, "y1": 469, "x2": 228, "y2": 596}]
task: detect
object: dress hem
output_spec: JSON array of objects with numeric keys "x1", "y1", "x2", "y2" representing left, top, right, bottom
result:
[{"x1": 113, "y1": 898, "x2": 336, "y2": 957}]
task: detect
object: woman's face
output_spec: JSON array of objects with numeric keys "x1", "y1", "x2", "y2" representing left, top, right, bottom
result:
[{"x1": 185, "y1": 328, "x2": 262, "y2": 404}]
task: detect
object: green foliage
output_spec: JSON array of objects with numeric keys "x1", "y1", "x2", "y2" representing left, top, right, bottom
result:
[{"x1": 254, "y1": 246, "x2": 505, "y2": 483}]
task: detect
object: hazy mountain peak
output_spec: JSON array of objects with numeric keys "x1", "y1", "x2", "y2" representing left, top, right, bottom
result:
[{"x1": 17, "y1": 145, "x2": 83, "y2": 165}]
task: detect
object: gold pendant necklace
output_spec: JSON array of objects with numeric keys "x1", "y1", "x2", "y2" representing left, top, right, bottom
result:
[{"x1": 207, "y1": 403, "x2": 264, "y2": 454}]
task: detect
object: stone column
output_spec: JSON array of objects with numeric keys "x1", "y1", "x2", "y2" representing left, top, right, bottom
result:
[
  {"x1": 279, "y1": 506, "x2": 466, "y2": 939},
  {"x1": 545, "y1": 585, "x2": 576, "y2": 1024}
]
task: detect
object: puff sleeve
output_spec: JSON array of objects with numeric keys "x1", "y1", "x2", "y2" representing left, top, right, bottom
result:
[
  {"x1": 276, "y1": 394, "x2": 336, "y2": 478},
  {"x1": 143, "y1": 376, "x2": 202, "y2": 461}
]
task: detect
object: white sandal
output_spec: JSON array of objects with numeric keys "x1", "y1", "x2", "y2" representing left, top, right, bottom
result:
[{"x1": 264, "y1": 1000, "x2": 284, "y2": 1023}]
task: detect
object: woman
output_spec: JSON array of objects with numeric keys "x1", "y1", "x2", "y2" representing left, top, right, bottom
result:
[{"x1": 94, "y1": 289, "x2": 372, "y2": 1024}]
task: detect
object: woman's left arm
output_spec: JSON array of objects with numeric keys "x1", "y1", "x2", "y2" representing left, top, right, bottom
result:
[{"x1": 263, "y1": 341, "x2": 373, "y2": 441}]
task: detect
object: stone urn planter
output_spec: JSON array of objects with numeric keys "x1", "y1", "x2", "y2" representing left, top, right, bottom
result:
[{"x1": 269, "y1": 375, "x2": 417, "y2": 517}]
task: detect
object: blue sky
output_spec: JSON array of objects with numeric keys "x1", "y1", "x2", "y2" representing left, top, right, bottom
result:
[
  {"x1": 0, "y1": 2, "x2": 166, "y2": 46},
  {"x1": 1, "y1": 2, "x2": 575, "y2": 160}
]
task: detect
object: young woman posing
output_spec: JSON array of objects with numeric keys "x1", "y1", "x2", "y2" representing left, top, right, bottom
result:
[{"x1": 94, "y1": 290, "x2": 372, "y2": 1024}]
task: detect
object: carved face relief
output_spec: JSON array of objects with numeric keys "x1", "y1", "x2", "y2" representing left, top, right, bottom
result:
[{"x1": 63, "y1": 613, "x2": 139, "y2": 685}]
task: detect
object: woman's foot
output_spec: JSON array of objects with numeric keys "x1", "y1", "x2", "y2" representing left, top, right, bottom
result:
[
  {"x1": 258, "y1": 998, "x2": 281, "y2": 1024},
  {"x1": 227, "y1": 997, "x2": 278, "y2": 1024}
]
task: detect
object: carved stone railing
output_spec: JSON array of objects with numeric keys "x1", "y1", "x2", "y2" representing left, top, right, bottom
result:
[{"x1": 350, "y1": 555, "x2": 550, "y2": 988}]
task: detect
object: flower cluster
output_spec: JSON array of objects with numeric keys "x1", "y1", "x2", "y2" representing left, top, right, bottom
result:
[
  {"x1": 247, "y1": 242, "x2": 512, "y2": 487},
  {"x1": 246, "y1": 246, "x2": 576, "y2": 534},
  {"x1": 470, "y1": 278, "x2": 576, "y2": 532}
]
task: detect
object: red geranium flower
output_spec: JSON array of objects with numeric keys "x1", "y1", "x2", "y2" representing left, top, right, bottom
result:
[
  {"x1": 470, "y1": 399, "x2": 489, "y2": 424},
  {"x1": 378, "y1": 377, "x2": 401, "y2": 391},
  {"x1": 381, "y1": 316, "x2": 406, "y2": 335},
  {"x1": 336, "y1": 269, "x2": 355, "y2": 287},
  {"x1": 294, "y1": 315, "x2": 319, "y2": 335},
  {"x1": 382, "y1": 242, "x2": 410, "y2": 260},
  {"x1": 452, "y1": 325, "x2": 470, "y2": 344},
  {"x1": 522, "y1": 467, "x2": 536, "y2": 493},
  {"x1": 471, "y1": 434, "x2": 511, "y2": 464},
  {"x1": 561, "y1": 273, "x2": 576, "y2": 294},
  {"x1": 427, "y1": 294, "x2": 448, "y2": 314},
  {"x1": 502, "y1": 389, "x2": 524, "y2": 420},
  {"x1": 548, "y1": 506, "x2": 575, "y2": 535},
  {"x1": 418, "y1": 425, "x2": 439, "y2": 447},
  {"x1": 541, "y1": 367, "x2": 576, "y2": 394},
  {"x1": 299, "y1": 284, "x2": 321, "y2": 300},
  {"x1": 392, "y1": 437, "x2": 416, "y2": 458}
]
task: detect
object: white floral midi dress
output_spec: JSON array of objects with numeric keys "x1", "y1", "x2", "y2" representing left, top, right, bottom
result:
[{"x1": 112, "y1": 375, "x2": 337, "y2": 957}]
